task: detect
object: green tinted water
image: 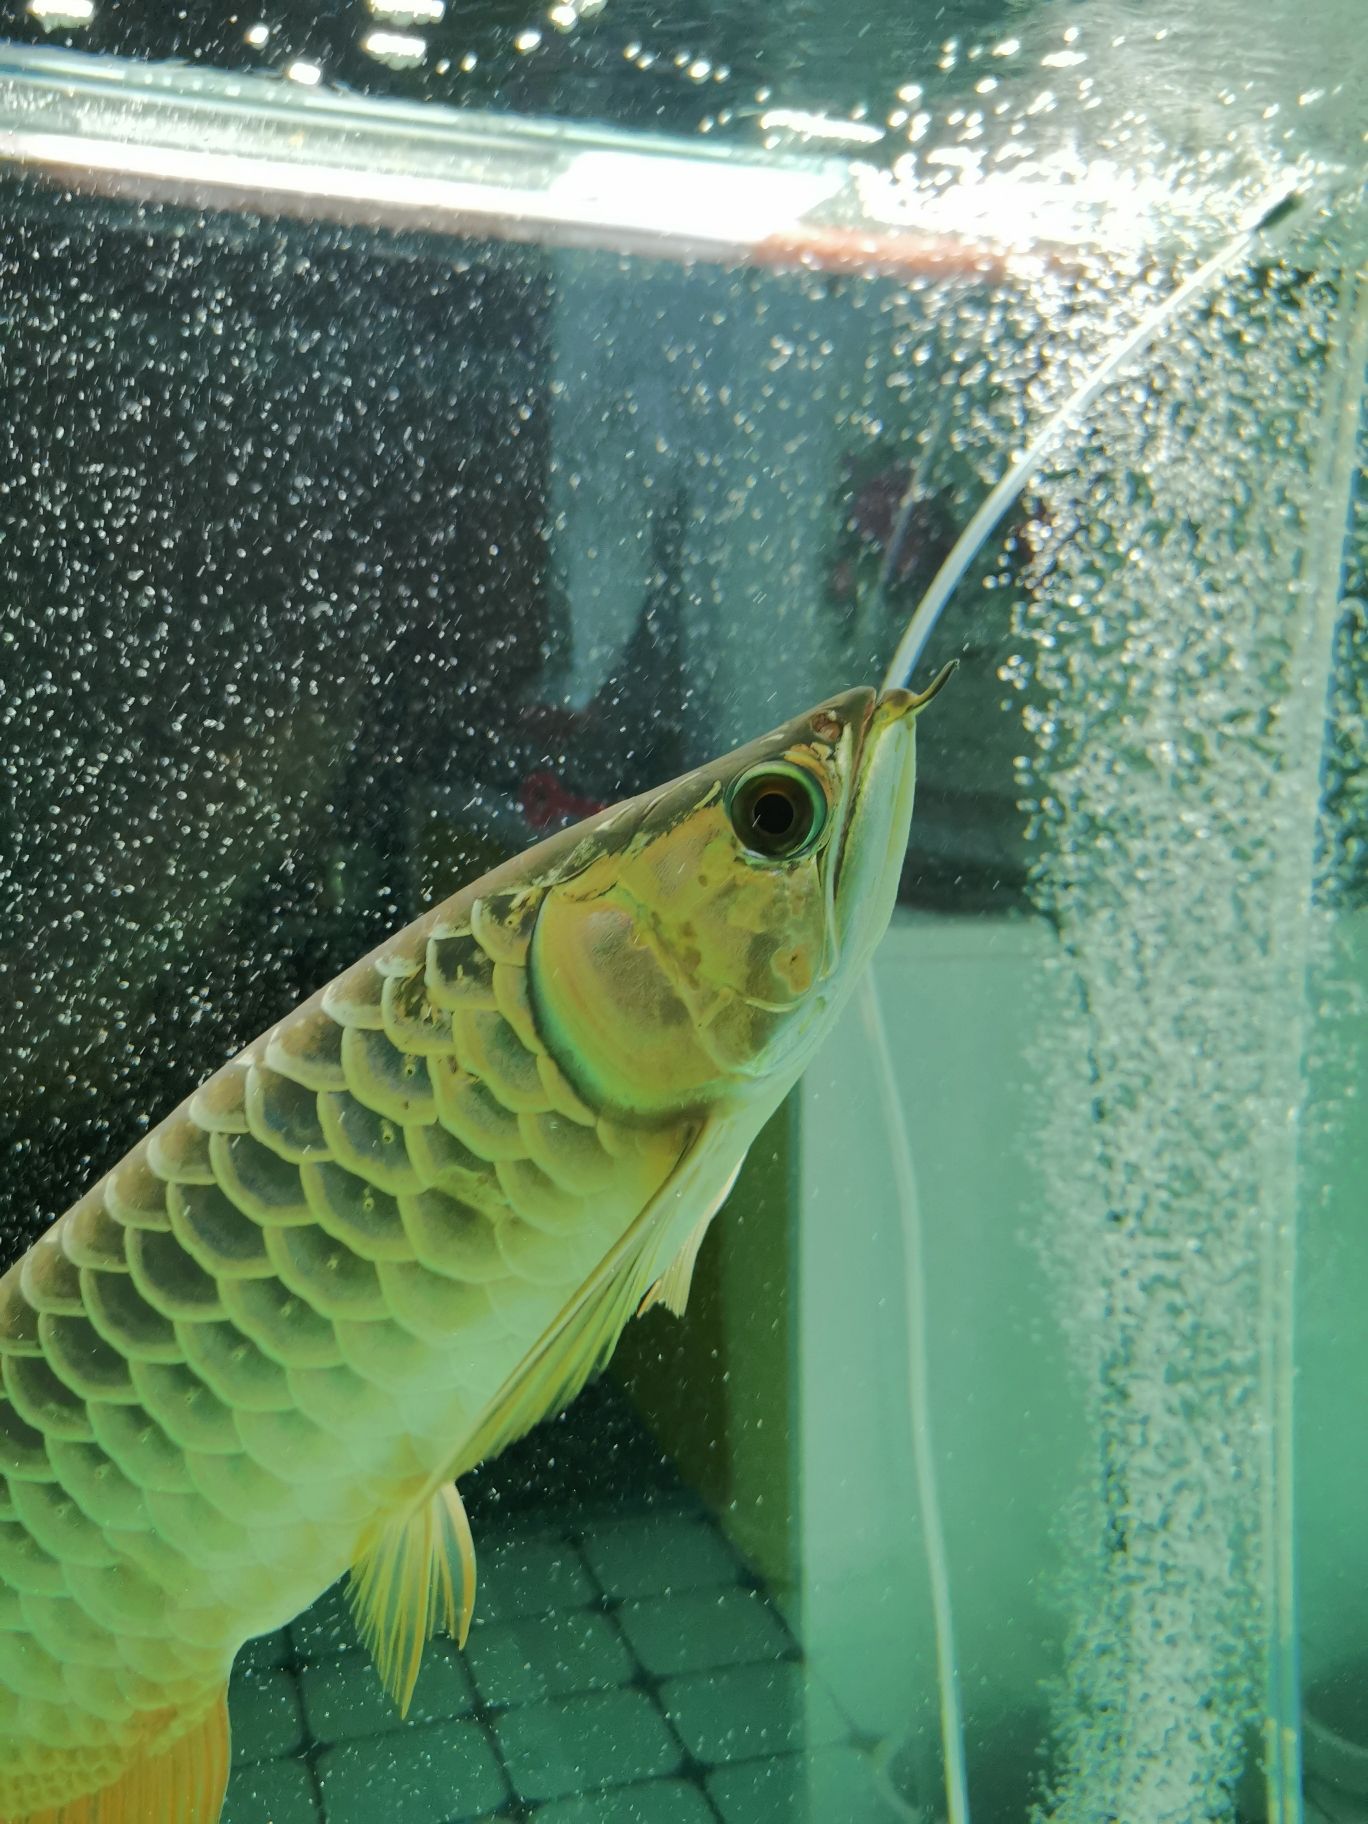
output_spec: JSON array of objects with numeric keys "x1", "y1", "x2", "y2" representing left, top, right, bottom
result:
[{"x1": 0, "y1": 4, "x2": 1364, "y2": 1821}]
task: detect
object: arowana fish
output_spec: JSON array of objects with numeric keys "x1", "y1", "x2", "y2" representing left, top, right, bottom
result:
[{"x1": 0, "y1": 671, "x2": 950, "y2": 1823}]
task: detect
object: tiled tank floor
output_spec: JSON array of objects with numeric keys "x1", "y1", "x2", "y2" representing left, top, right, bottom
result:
[{"x1": 222, "y1": 1386, "x2": 899, "y2": 1823}]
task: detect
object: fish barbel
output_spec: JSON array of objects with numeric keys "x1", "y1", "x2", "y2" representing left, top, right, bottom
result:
[{"x1": 0, "y1": 671, "x2": 951, "y2": 1823}]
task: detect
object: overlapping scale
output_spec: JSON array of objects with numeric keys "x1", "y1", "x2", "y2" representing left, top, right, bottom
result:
[
  {"x1": 289, "y1": 1465, "x2": 389, "y2": 1529},
  {"x1": 37, "y1": 1315, "x2": 136, "y2": 1406},
  {"x1": 61, "y1": 1194, "x2": 131, "y2": 1274},
  {"x1": 333, "y1": 1316, "x2": 435, "y2": 1393},
  {"x1": 245, "y1": 1063, "x2": 329, "y2": 1163},
  {"x1": 494, "y1": 1216, "x2": 602, "y2": 1288},
  {"x1": 451, "y1": 1008, "x2": 546, "y2": 1113},
  {"x1": 210, "y1": 1131, "x2": 310, "y2": 1227},
  {"x1": 79, "y1": 1269, "x2": 182, "y2": 1371},
  {"x1": 519, "y1": 1110, "x2": 617, "y2": 1196},
  {"x1": 470, "y1": 891, "x2": 538, "y2": 966},
  {"x1": 44, "y1": 1440, "x2": 149, "y2": 1535},
  {"x1": 102, "y1": 1155, "x2": 172, "y2": 1231},
  {"x1": 124, "y1": 1228, "x2": 225, "y2": 1322},
  {"x1": 0, "y1": 1397, "x2": 51, "y2": 1479},
  {"x1": 63, "y1": 1667, "x2": 144, "y2": 1734},
  {"x1": 430, "y1": 1061, "x2": 525, "y2": 1161},
  {"x1": 19, "y1": 1237, "x2": 84, "y2": 1316},
  {"x1": 340, "y1": 1027, "x2": 437, "y2": 1126},
  {"x1": 321, "y1": 957, "x2": 388, "y2": 1031},
  {"x1": 176, "y1": 1320, "x2": 296, "y2": 1414},
  {"x1": 61, "y1": 1556, "x2": 173, "y2": 1636},
  {"x1": 376, "y1": 1258, "x2": 506, "y2": 1349},
  {"x1": 397, "y1": 1187, "x2": 506, "y2": 1283},
  {"x1": 496, "y1": 1158, "x2": 584, "y2": 1234},
  {"x1": 110, "y1": 1642, "x2": 201, "y2": 1708},
  {"x1": 403, "y1": 1120, "x2": 491, "y2": 1195},
  {"x1": 188, "y1": 1060, "x2": 253, "y2": 1135},
  {"x1": 264, "y1": 1006, "x2": 347, "y2": 1092},
  {"x1": 426, "y1": 926, "x2": 496, "y2": 1011},
  {"x1": 484, "y1": 1269, "x2": 577, "y2": 1337},
  {"x1": 284, "y1": 1362, "x2": 396, "y2": 1442},
  {"x1": 125, "y1": 1361, "x2": 239, "y2": 1457},
  {"x1": 381, "y1": 969, "x2": 454, "y2": 1056},
  {"x1": 181, "y1": 1445, "x2": 301, "y2": 1530},
  {"x1": 0, "y1": 1521, "x2": 65, "y2": 1596},
  {"x1": 16, "y1": 1594, "x2": 120, "y2": 1671},
  {"x1": 167, "y1": 1183, "x2": 273, "y2": 1281},
  {"x1": 265, "y1": 1223, "x2": 390, "y2": 1320},
  {"x1": 0, "y1": 1275, "x2": 44, "y2": 1357},
  {"x1": 2, "y1": 1354, "x2": 93, "y2": 1443},
  {"x1": 103, "y1": 1664, "x2": 179, "y2": 1721},
  {"x1": 215, "y1": 1275, "x2": 340, "y2": 1370},
  {"x1": 491, "y1": 961, "x2": 540, "y2": 1051},
  {"x1": 533, "y1": 1048, "x2": 598, "y2": 1125},
  {"x1": 6, "y1": 1480, "x2": 114, "y2": 1568},
  {"x1": 234, "y1": 1403, "x2": 345, "y2": 1481},
  {"x1": 0, "y1": 1692, "x2": 38, "y2": 1765},
  {"x1": 298, "y1": 1162, "x2": 411, "y2": 1263},
  {"x1": 145, "y1": 1117, "x2": 215, "y2": 1187},
  {"x1": 85, "y1": 1403, "x2": 195, "y2": 1495},
  {"x1": 0, "y1": 1575, "x2": 66, "y2": 1663},
  {"x1": 374, "y1": 935, "x2": 430, "y2": 980},
  {"x1": 32, "y1": 1662, "x2": 130, "y2": 1748},
  {"x1": 108, "y1": 1522, "x2": 196, "y2": 1590},
  {"x1": 316, "y1": 1093, "x2": 422, "y2": 1196}
]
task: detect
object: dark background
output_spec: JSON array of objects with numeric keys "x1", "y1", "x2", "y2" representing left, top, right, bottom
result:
[
  {"x1": 0, "y1": 187, "x2": 556, "y2": 1254},
  {"x1": 0, "y1": 0, "x2": 1010, "y2": 151}
]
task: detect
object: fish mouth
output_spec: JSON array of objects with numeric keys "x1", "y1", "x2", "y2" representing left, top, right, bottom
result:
[
  {"x1": 826, "y1": 664, "x2": 956, "y2": 979},
  {"x1": 832, "y1": 687, "x2": 916, "y2": 884},
  {"x1": 844, "y1": 664, "x2": 955, "y2": 802}
]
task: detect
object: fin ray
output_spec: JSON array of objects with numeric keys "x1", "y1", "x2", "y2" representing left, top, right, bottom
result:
[
  {"x1": 349, "y1": 1479, "x2": 477, "y2": 1715},
  {"x1": 450, "y1": 1120, "x2": 739, "y2": 1478},
  {"x1": 1, "y1": 1687, "x2": 229, "y2": 1824},
  {"x1": 637, "y1": 1158, "x2": 741, "y2": 1319},
  {"x1": 347, "y1": 1120, "x2": 740, "y2": 1716}
]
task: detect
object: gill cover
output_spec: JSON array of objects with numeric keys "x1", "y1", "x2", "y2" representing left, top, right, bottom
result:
[{"x1": 529, "y1": 674, "x2": 952, "y2": 1121}]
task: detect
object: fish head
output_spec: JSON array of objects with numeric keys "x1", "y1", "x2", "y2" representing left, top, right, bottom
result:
[{"x1": 531, "y1": 668, "x2": 953, "y2": 1121}]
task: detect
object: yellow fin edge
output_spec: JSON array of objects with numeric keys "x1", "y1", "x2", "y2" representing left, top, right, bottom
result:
[
  {"x1": 344, "y1": 1123, "x2": 742, "y2": 1725},
  {"x1": 638, "y1": 1205, "x2": 714, "y2": 1318},
  {"x1": 638, "y1": 1157, "x2": 741, "y2": 1319},
  {"x1": 349, "y1": 1480, "x2": 477, "y2": 1717},
  {"x1": 2, "y1": 1688, "x2": 230, "y2": 1824}
]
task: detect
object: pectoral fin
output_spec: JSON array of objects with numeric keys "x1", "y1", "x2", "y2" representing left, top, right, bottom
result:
[
  {"x1": 7, "y1": 1688, "x2": 230, "y2": 1824},
  {"x1": 349, "y1": 1479, "x2": 476, "y2": 1715},
  {"x1": 637, "y1": 1158, "x2": 741, "y2": 1318},
  {"x1": 450, "y1": 1119, "x2": 740, "y2": 1479},
  {"x1": 345, "y1": 1120, "x2": 742, "y2": 1713}
]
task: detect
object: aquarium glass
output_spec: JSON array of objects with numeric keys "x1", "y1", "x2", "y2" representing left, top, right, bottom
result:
[{"x1": 0, "y1": 0, "x2": 1364, "y2": 1821}]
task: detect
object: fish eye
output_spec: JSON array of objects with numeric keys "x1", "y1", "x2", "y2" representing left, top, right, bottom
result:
[{"x1": 726, "y1": 762, "x2": 829, "y2": 861}]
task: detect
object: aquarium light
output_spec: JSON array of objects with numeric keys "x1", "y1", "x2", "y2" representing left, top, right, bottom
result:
[
  {"x1": 545, "y1": 149, "x2": 842, "y2": 246},
  {"x1": 26, "y1": 0, "x2": 95, "y2": 28},
  {"x1": 0, "y1": 45, "x2": 1022, "y2": 280}
]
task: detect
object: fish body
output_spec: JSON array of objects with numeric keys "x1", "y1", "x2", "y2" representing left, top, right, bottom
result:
[{"x1": 0, "y1": 675, "x2": 949, "y2": 1823}]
